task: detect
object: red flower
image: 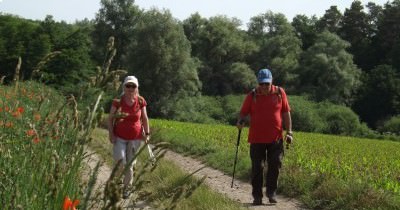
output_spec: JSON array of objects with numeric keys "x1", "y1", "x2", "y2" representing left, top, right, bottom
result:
[
  {"x1": 32, "y1": 137, "x2": 40, "y2": 144},
  {"x1": 26, "y1": 129, "x2": 36, "y2": 136},
  {"x1": 17, "y1": 107, "x2": 24, "y2": 113},
  {"x1": 33, "y1": 113, "x2": 41, "y2": 121},
  {"x1": 63, "y1": 196, "x2": 80, "y2": 210}
]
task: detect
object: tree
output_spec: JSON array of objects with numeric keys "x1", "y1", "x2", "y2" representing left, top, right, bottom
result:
[
  {"x1": 183, "y1": 14, "x2": 257, "y2": 95},
  {"x1": 248, "y1": 11, "x2": 302, "y2": 88},
  {"x1": 92, "y1": 0, "x2": 141, "y2": 69},
  {"x1": 0, "y1": 15, "x2": 50, "y2": 82},
  {"x1": 375, "y1": 0, "x2": 400, "y2": 71},
  {"x1": 338, "y1": 1, "x2": 372, "y2": 71},
  {"x1": 353, "y1": 65, "x2": 400, "y2": 128},
  {"x1": 297, "y1": 31, "x2": 361, "y2": 104},
  {"x1": 291, "y1": 14, "x2": 318, "y2": 50},
  {"x1": 125, "y1": 9, "x2": 201, "y2": 117},
  {"x1": 316, "y1": 6, "x2": 343, "y2": 33}
]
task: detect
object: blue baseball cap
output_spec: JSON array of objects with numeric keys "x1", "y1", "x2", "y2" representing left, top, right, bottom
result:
[{"x1": 257, "y1": 69, "x2": 272, "y2": 83}]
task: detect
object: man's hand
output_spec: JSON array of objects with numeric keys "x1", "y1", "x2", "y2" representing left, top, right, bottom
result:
[
  {"x1": 236, "y1": 119, "x2": 245, "y2": 130},
  {"x1": 285, "y1": 131, "x2": 293, "y2": 144}
]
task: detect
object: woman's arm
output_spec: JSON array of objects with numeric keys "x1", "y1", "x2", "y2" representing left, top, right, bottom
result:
[
  {"x1": 108, "y1": 105, "x2": 117, "y2": 143},
  {"x1": 141, "y1": 107, "x2": 150, "y2": 143}
]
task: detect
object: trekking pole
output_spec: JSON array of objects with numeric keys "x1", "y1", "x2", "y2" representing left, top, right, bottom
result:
[{"x1": 231, "y1": 128, "x2": 242, "y2": 188}]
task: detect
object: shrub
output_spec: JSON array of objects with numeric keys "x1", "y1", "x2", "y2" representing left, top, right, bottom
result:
[
  {"x1": 289, "y1": 96, "x2": 326, "y2": 133},
  {"x1": 317, "y1": 102, "x2": 367, "y2": 135},
  {"x1": 379, "y1": 115, "x2": 400, "y2": 135}
]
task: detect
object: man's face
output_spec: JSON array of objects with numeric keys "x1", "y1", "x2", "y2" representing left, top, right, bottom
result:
[{"x1": 258, "y1": 82, "x2": 271, "y2": 92}]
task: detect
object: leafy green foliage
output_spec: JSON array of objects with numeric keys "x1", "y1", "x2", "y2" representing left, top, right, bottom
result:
[
  {"x1": 379, "y1": 115, "x2": 400, "y2": 135},
  {"x1": 126, "y1": 9, "x2": 201, "y2": 117},
  {"x1": 92, "y1": 0, "x2": 141, "y2": 68},
  {"x1": 248, "y1": 12, "x2": 302, "y2": 87},
  {"x1": 353, "y1": 64, "x2": 400, "y2": 128},
  {"x1": 297, "y1": 31, "x2": 361, "y2": 104},
  {"x1": 183, "y1": 15, "x2": 257, "y2": 95}
]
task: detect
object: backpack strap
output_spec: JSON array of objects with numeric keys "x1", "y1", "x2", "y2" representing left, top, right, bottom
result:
[{"x1": 251, "y1": 85, "x2": 282, "y2": 103}]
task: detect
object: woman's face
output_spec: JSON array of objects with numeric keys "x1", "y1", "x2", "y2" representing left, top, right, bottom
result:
[{"x1": 124, "y1": 83, "x2": 137, "y2": 94}]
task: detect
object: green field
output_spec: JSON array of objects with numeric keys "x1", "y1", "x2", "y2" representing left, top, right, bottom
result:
[{"x1": 151, "y1": 119, "x2": 400, "y2": 210}]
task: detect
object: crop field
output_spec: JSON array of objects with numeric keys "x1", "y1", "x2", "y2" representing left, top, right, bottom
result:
[{"x1": 151, "y1": 119, "x2": 400, "y2": 209}]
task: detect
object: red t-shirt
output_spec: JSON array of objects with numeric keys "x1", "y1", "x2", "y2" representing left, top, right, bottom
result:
[
  {"x1": 239, "y1": 86, "x2": 290, "y2": 143},
  {"x1": 112, "y1": 96, "x2": 147, "y2": 140}
]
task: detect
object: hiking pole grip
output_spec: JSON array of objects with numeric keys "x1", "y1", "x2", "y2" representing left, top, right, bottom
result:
[{"x1": 231, "y1": 128, "x2": 242, "y2": 188}]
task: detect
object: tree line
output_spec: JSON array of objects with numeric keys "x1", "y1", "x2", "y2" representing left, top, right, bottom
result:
[{"x1": 0, "y1": 0, "x2": 399, "y2": 133}]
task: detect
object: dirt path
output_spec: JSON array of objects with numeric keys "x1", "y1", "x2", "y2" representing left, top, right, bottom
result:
[{"x1": 84, "y1": 147, "x2": 305, "y2": 209}]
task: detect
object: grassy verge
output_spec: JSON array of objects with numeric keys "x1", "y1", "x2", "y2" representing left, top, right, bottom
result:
[{"x1": 90, "y1": 128, "x2": 245, "y2": 210}]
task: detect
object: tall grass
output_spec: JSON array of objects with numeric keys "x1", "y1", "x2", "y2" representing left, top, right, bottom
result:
[{"x1": 150, "y1": 119, "x2": 400, "y2": 210}]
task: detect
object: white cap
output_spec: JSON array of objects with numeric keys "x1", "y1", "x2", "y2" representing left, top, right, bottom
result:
[{"x1": 123, "y1": 75, "x2": 139, "y2": 87}]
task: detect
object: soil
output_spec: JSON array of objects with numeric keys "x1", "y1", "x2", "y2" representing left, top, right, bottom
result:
[{"x1": 84, "y1": 147, "x2": 305, "y2": 210}]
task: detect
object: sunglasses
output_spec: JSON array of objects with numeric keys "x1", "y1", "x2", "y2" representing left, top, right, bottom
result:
[
  {"x1": 259, "y1": 83, "x2": 271, "y2": 86},
  {"x1": 125, "y1": 84, "x2": 137, "y2": 89}
]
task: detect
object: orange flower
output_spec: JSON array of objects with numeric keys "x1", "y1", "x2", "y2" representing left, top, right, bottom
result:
[
  {"x1": 5, "y1": 106, "x2": 9, "y2": 112},
  {"x1": 5, "y1": 122, "x2": 13, "y2": 128},
  {"x1": 26, "y1": 129, "x2": 36, "y2": 136},
  {"x1": 34, "y1": 113, "x2": 41, "y2": 121},
  {"x1": 0, "y1": 107, "x2": 3, "y2": 112},
  {"x1": 12, "y1": 111, "x2": 22, "y2": 118},
  {"x1": 63, "y1": 196, "x2": 80, "y2": 210},
  {"x1": 32, "y1": 137, "x2": 40, "y2": 144},
  {"x1": 17, "y1": 107, "x2": 24, "y2": 113}
]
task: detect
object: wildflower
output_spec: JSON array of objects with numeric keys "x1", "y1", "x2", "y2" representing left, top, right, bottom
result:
[
  {"x1": 5, "y1": 122, "x2": 13, "y2": 128},
  {"x1": 0, "y1": 107, "x2": 2, "y2": 112},
  {"x1": 32, "y1": 137, "x2": 40, "y2": 144},
  {"x1": 33, "y1": 113, "x2": 41, "y2": 121},
  {"x1": 17, "y1": 107, "x2": 24, "y2": 113},
  {"x1": 63, "y1": 196, "x2": 80, "y2": 210},
  {"x1": 26, "y1": 129, "x2": 36, "y2": 136}
]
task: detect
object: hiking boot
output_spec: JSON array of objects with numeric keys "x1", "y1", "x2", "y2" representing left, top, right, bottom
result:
[
  {"x1": 268, "y1": 194, "x2": 277, "y2": 203},
  {"x1": 252, "y1": 197, "x2": 262, "y2": 206}
]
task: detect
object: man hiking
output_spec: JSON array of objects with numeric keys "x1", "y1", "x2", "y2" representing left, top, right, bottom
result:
[{"x1": 237, "y1": 68, "x2": 293, "y2": 205}]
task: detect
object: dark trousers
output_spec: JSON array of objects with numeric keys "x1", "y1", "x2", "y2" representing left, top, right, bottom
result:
[{"x1": 250, "y1": 140, "x2": 283, "y2": 199}]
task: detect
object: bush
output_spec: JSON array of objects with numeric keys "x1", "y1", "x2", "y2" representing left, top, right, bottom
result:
[
  {"x1": 220, "y1": 95, "x2": 245, "y2": 125},
  {"x1": 379, "y1": 115, "x2": 400, "y2": 135},
  {"x1": 289, "y1": 96, "x2": 326, "y2": 133},
  {"x1": 316, "y1": 102, "x2": 369, "y2": 136}
]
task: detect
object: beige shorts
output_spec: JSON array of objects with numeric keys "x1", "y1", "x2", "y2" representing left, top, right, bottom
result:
[{"x1": 113, "y1": 137, "x2": 142, "y2": 166}]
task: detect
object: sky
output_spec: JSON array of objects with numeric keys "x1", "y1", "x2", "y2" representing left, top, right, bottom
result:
[{"x1": 0, "y1": 0, "x2": 391, "y2": 27}]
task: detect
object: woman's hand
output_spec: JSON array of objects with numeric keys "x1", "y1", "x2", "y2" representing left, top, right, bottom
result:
[
  {"x1": 109, "y1": 133, "x2": 116, "y2": 144},
  {"x1": 144, "y1": 134, "x2": 151, "y2": 144}
]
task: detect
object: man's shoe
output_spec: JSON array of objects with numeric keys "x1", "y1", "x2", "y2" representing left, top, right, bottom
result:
[
  {"x1": 252, "y1": 197, "x2": 262, "y2": 205},
  {"x1": 268, "y1": 195, "x2": 277, "y2": 203}
]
